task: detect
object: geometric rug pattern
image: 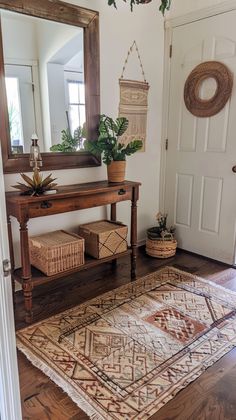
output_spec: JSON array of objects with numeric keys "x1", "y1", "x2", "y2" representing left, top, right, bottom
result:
[{"x1": 16, "y1": 267, "x2": 236, "y2": 419}]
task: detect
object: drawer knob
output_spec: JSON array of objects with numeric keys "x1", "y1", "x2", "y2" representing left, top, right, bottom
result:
[
  {"x1": 118, "y1": 189, "x2": 126, "y2": 195},
  {"x1": 40, "y1": 201, "x2": 52, "y2": 209}
]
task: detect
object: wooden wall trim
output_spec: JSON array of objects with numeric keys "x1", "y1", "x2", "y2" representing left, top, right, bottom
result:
[{"x1": 0, "y1": 0, "x2": 96, "y2": 27}]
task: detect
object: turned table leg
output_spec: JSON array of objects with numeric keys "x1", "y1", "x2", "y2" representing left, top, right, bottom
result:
[
  {"x1": 131, "y1": 188, "x2": 138, "y2": 279},
  {"x1": 111, "y1": 203, "x2": 117, "y2": 268},
  {"x1": 20, "y1": 221, "x2": 33, "y2": 323},
  {"x1": 7, "y1": 215, "x2": 15, "y2": 305}
]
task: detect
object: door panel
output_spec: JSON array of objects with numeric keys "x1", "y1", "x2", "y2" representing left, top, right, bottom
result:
[{"x1": 165, "y1": 11, "x2": 236, "y2": 264}]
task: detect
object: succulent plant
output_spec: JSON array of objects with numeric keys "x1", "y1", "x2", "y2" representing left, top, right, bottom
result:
[
  {"x1": 147, "y1": 212, "x2": 175, "y2": 241},
  {"x1": 12, "y1": 169, "x2": 57, "y2": 196}
]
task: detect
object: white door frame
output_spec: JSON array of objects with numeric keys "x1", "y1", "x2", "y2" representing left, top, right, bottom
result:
[
  {"x1": 5, "y1": 58, "x2": 44, "y2": 150},
  {"x1": 159, "y1": 0, "x2": 236, "y2": 212},
  {"x1": 0, "y1": 146, "x2": 22, "y2": 420}
]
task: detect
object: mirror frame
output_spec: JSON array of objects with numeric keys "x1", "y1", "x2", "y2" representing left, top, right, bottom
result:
[{"x1": 0, "y1": 0, "x2": 101, "y2": 174}]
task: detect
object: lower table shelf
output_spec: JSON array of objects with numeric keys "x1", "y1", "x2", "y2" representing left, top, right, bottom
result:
[{"x1": 13, "y1": 249, "x2": 132, "y2": 287}]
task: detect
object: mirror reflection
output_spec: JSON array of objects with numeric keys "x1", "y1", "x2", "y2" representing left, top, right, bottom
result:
[{"x1": 1, "y1": 10, "x2": 85, "y2": 154}]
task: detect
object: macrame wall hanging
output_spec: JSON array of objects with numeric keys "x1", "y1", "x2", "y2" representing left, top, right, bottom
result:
[{"x1": 119, "y1": 41, "x2": 149, "y2": 151}]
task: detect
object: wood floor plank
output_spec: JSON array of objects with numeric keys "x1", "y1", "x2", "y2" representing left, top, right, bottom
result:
[
  {"x1": 150, "y1": 348, "x2": 236, "y2": 420},
  {"x1": 15, "y1": 248, "x2": 236, "y2": 420}
]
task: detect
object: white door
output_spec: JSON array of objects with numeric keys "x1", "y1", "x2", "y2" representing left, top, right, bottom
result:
[
  {"x1": 0, "y1": 147, "x2": 22, "y2": 420},
  {"x1": 165, "y1": 10, "x2": 236, "y2": 264}
]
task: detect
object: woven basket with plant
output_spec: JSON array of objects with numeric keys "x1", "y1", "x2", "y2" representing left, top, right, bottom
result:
[{"x1": 146, "y1": 212, "x2": 177, "y2": 258}]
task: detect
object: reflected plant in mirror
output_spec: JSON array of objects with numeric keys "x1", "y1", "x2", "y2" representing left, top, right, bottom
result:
[
  {"x1": 50, "y1": 125, "x2": 86, "y2": 152},
  {"x1": 1, "y1": 9, "x2": 85, "y2": 154}
]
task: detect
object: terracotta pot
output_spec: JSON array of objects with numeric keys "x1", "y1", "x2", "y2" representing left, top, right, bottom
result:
[{"x1": 107, "y1": 161, "x2": 126, "y2": 183}]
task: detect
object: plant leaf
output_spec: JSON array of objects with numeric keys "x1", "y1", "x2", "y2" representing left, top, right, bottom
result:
[
  {"x1": 104, "y1": 116, "x2": 117, "y2": 133},
  {"x1": 116, "y1": 117, "x2": 129, "y2": 137},
  {"x1": 124, "y1": 140, "x2": 143, "y2": 155},
  {"x1": 33, "y1": 170, "x2": 42, "y2": 187},
  {"x1": 41, "y1": 174, "x2": 57, "y2": 187},
  {"x1": 20, "y1": 173, "x2": 35, "y2": 187}
]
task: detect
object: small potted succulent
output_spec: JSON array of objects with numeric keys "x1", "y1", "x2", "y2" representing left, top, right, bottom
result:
[
  {"x1": 146, "y1": 212, "x2": 177, "y2": 258},
  {"x1": 84, "y1": 114, "x2": 143, "y2": 183},
  {"x1": 12, "y1": 170, "x2": 57, "y2": 196}
]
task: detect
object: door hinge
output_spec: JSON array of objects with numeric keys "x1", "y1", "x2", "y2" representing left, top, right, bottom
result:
[
  {"x1": 169, "y1": 44, "x2": 173, "y2": 58},
  {"x1": 32, "y1": 83, "x2": 35, "y2": 93},
  {"x1": 165, "y1": 139, "x2": 168, "y2": 150},
  {"x1": 2, "y1": 259, "x2": 11, "y2": 277}
]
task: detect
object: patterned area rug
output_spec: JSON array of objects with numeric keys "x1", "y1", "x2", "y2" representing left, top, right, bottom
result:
[{"x1": 17, "y1": 267, "x2": 236, "y2": 420}]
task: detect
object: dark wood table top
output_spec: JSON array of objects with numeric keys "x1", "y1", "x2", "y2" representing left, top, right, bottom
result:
[{"x1": 5, "y1": 180, "x2": 141, "y2": 204}]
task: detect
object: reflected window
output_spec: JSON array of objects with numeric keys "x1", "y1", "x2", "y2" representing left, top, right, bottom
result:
[
  {"x1": 67, "y1": 80, "x2": 85, "y2": 134},
  {"x1": 5, "y1": 77, "x2": 24, "y2": 153}
]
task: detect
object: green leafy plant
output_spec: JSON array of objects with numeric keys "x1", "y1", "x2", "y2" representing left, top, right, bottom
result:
[
  {"x1": 50, "y1": 126, "x2": 84, "y2": 152},
  {"x1": 147, "y1": 212, "x2": 175, "y2": 241},
  {"x1": 12, "y1": 170, "x2": 57, "y2": 196},
  {"x1": 84, "y1": 114, "x2": 143, "y2": 165},
  {"x1": 108, "y1": 0, "x2": 171, "y2": 14}
]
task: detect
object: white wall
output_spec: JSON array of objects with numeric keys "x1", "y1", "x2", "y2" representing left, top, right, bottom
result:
[
  {"x1": 1, "y1": 13, "x2": 37, "y2": 62},
  {"x1": 170, "y1": 0, "x2": 229, "y2": 17},
  {"x1": 4, "y1": 0, "x2": 164, "y2": 267}
]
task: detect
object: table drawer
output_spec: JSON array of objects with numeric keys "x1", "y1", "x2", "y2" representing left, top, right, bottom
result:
[{"x1": 28, "y1": 188, "x2": 132, "y2": 218}]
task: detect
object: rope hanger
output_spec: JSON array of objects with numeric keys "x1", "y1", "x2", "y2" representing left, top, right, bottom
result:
[{"x1": 121, "y1": 40, "x2": 147, "y2": 82}]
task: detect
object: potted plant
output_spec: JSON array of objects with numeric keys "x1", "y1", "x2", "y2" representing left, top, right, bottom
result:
[
  {"x1": 146, "y1": 212, "x2": 177, "y2": 258},
  {"x1": 108, "y1": 0, "x2": 171, "y2": 14},
  {"x1": 84, "y1": 114, "x2": 143, "y2": 183}
]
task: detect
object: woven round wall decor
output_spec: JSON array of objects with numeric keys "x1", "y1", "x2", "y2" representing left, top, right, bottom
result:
[{"x1": 184, "y1": 61, "x2": 233, "y2": 118}]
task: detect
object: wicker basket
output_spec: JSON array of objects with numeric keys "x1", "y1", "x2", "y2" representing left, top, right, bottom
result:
[
  {"x1": 29, "y1": 230, "x2": 84, "y2": 276},
  {"x1": 78, "y1": 220, "x2": 128, "y2": 259},
  {"x1": 146, "y1": 238, "x2": 177, "y2": 259}
]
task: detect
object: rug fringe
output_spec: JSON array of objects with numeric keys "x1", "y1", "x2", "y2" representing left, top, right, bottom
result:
[{"x1": 17, "y1": 339, "x2": 105, "y2": 420}]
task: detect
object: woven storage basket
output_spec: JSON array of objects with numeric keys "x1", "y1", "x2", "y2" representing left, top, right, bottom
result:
[
  {"x1": 146, "y1": 238, "x2": 177, "y2": 259},
  {"x1": 29, "y1": 230, "x2": 84, "y2": 276},
  {"x1": 78, "y1": 220, "x2": 128, "y2": 259}
]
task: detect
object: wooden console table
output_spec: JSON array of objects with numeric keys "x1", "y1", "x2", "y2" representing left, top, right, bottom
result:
[{"x1": 6, "y1": 180, "x2": 141, "y2": 323}]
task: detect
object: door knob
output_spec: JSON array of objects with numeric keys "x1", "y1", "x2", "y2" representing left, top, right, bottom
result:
[{"x1": 232, "y1": 166, "x2": 236, "y2": 173}]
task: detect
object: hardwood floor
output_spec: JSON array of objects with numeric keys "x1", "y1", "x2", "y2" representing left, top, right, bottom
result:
[{"x1": 15, "y1": 248, "x2": 236, "y2": 420}]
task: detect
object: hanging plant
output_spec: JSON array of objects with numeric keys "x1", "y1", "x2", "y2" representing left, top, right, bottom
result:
[{"x1": 108, "y1": 0, "x2": 172, "y2": 14}]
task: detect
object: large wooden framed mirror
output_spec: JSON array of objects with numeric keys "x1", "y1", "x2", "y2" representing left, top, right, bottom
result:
[{"x1": 0, "y1": 0, "x2": 100, "y2": 173}]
